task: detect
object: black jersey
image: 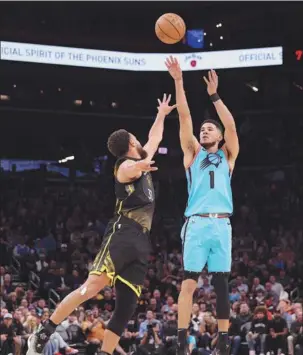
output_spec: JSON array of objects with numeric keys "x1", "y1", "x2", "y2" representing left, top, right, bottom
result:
[{"x1": 114, "y1": 157, "x2": 155, "y2": 231}]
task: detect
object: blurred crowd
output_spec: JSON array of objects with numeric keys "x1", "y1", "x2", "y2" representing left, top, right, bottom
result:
[{"x1": 0, "y1": 157, "x2": 303, "y2": 355}]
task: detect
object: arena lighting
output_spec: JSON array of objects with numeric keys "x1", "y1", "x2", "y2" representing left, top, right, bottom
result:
[
  {"x1": 216, "y1": 23, "x2": 222, "y2": 28},
  {"x1": 293, "y1": 82, "x2": 303, "y2": 91},
  {"x1": 58, "y1": 156, "x2": 74, "y2": 164},
  {"x1": 13, "y1": 84, "x2": 16, "y2": 88},
  {"x1": 0, "y1": 94, "x2": 10, "y2": 101},
  {"x1": 295, "y1": 50, "x2": 303, "y2": 61},
  {"x1": 0, "y1": 41, "x2": 283, "y2": 71},
  {"x1": 210, "y1": 42, "x2": 213, "y2": 47},
  {"x1": 74, "y1": 99, "x2": 82, "y2": 106},
  {"x1": 220, "y1": 36, "x2": 223, "y2": 40},
  {"x1": 246, "y1": 83, "x2": 259, "y2": 92},
  {"x1": 204, "y1": 32, "x2": 207, "y2": 36}
]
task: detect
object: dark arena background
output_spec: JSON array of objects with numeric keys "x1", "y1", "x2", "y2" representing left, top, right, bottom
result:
[{"x1": 0, "y1": 2, "x2": 303, "y2": 355}]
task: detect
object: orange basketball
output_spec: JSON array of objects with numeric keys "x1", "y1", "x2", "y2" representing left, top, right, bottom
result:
[{"x1": 155, "y1": 13, "x2": 186, "y2": 44}]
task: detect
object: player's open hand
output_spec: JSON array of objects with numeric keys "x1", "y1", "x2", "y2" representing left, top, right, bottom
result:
[
  {"x1": 165, "y1": 56, "x2": 182, "y2": 81},
  {"x1": 136, "y1": 159, "x2": 158, "y2": 173},
  {"x1": 157, "y1": 93, "x2": 178, "y2": 115},
  {"x1": 203, "y1": 69, "x2": 218, "y2": 96}
]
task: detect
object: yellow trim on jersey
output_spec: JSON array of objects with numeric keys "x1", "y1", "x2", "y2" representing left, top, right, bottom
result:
[
  {"x1": 114, "y1": 275, "x2": 142, "y2": 298},
  {"x1": 126, "y1": 184, "x2": 135, "y2": 195},
  {"x1": 90, "y1": 200, "x2": 123, "y2": 274},
  {"x1": 90, "y1": 267, "x2": 114, "y2": 284},
  {"x1": 89, "y1": 198, "x2": 143, "y2": 298}
]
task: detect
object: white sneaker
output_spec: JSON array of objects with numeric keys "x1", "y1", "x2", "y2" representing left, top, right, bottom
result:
[{"x1": 26, "y1": 334, "x2": 42, "y2": 355}]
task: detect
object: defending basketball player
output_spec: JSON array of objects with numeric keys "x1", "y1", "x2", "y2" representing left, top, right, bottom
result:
[
  {"x1": 166, "y1": 56, "x2": 239, "y2": 355},
  {"x1": 27, "y1": 94, "x2": 177, "y2": 355}
]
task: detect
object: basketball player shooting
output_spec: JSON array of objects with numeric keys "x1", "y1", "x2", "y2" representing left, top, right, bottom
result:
[
  {"x1": 166, "y1": 56, "x2": 239, "y2": 355},
  {"x1": 27, "y1": 94, "x2": 177, "y2": 355}
]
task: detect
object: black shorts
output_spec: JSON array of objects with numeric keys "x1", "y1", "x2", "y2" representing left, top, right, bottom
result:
[{"x1": 90, "y1": 215, "x2": 151, "y2": 297}]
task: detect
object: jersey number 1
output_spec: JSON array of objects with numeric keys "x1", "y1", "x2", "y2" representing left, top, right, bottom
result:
[{"x1": 209, "y1": 171, "x2": 215, "y2": 189}]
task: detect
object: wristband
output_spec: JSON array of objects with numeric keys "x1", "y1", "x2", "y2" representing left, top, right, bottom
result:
[{"x1": 210, "y1": 93, "x2": 221, "y2": 103}]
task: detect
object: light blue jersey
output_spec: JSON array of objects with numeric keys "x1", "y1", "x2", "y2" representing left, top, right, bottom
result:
[{"x1": 184, "y1": 147, "x2": 233, "y2": 217}]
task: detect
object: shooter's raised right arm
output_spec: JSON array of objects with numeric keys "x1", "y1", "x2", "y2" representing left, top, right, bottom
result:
[{"x1": 166, "y1": 56, "x2": 200, "y2": 168}]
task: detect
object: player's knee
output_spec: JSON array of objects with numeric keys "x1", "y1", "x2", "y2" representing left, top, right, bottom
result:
[
  {"x1": 107, "y1": 280, "x2": 138, "y2": 336},
  {"x1": 212, "y1": 272, "x2": 229, "y2": 293},
  {"x1": 181, "y1": 278, "x2": 197, "y2": 296},
  {"x1": 78, "y1": 274, "x2": 109, "y2": 299}
]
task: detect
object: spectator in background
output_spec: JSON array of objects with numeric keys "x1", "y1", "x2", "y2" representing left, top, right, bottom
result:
[
  {"x1": 201, "y1": 277, "x2": 214, "y2": 296},
  {"x1": 246, "y1": 306, "x2": 269, "y2": 355},
  {"x1": 187, "y1": 328, "x2": 197, "y2": 355},
  {"x1": 278, "y1": 269, "x2": 292, "y2": 292},
  {"x1": 121, "y1": 317, "x2": 139, "y2": 354},
  {"x1": 82, "y1": 310, "x2": 105, "y2": 355},
  {"x1": 162, "y1": 311, "x2": 178, "y2": 355},
  {"x1": 35, "y1": 299, "x2": 46, "y2": 317},
  {"x1": 138, "y1": 320, "x2": 163, "y2": 355},
  {"x1": 265, "y1": 283, "x2": 279, "y2": 308},
  {"x1": 0, "y1": 313, "x2": 24, "y2": 355},
  {"x1": 196, "y1": 312, "x2": 217, "y2": 353},
  {"x1": 230, "y1": 287, "x2": 241, "y2": 303},
  {"x1": 138, "y1": 311, "x2": 161, "y2": 339},
  {"x1": 251, "y1": 277, "x2": 265, "y2": 294},
  {"x1": 236, "y1": 276, "x2": 249, "y2": 294},
  {"x1": 70, "y1": 269, "x2": 83, "y2": 290},
  {"x1": 229, "y1": 303, "x2": 252, "y2": 355},
  {"x1": 35, "y1": 253, "x2": 48, "y2": 273},
  {"x1": 153, "y1": 289, "x2": 164, "y2": 310},
  {"x1": 146, "y1": 268, "x2": 161, "y2": 292},
  {"x1": 13, "y1": 237, "x2": 31, "y2": 259},
  {"x1": 191, "y1": 303, "x2": 203, "y2": 331},
  {"x1": 23, "y1": 315, "x2": 39, "y2": 335},
  {"x1": 55, "y1": 267, "x2": 72, "y2": 297},
  {"x1": 287, "y1": 311, "x2": 303, "y2": 355},
  {"x1": 40, "y1": 229, "x2": 57, "y2": 254},
  {"x1": 2, "y1": 274, "x2": 13, "y2": 296},
  {"x1": 99, "y1": 288, "x2": 115, "y2": 312},
  {"x1": 149, "y1": 298, "x2": 160, "y2": 313},
  {"x1": 61, "y1": 311, "x2": 79, "y2": 329},
  {"x1": 256, "y1": 290, "x2": 266, "y2": 305},
  {"x1": 0, "y1": 267, "x2": 6, "y2": 286},
  {"x1": 278, "y1": 299, "x2": 294, "y2": 330},
  {"x1": 5, "y1": 292, "x2": 18, "y2": 313},
  {"x1": 269, "y1": 275, "x2": 284, "y2": 300},
  {"x1": 162, "y1": 296, "x2": 175, "y2": 313},
  {"x1": 267, "y1": 308, "x2": 288, "y2": 355}
]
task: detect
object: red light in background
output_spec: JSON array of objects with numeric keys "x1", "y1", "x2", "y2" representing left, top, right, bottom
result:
[{"x1": 295, "y1": 50, "x2": 303, "y2": 61}]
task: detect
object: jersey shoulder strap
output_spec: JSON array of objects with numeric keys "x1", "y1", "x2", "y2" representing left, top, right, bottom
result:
[{"x1": 114, "y1": 157, "x2": 127, "y2": 177}]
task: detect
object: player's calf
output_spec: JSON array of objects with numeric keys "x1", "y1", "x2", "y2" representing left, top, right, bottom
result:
[
  {"x1": 101, "y1": 280, "x2": 138, "y2": 355},
  {"x1": 177, "y1": 272, "x2": 199, "y2": 355},
  {"x1": 212, "y1": 272, "x2": 231, "y2": 355}
]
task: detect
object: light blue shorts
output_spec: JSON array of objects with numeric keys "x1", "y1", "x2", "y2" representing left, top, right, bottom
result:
[{"x1": 181, "y1": 215, "x2": 232, "y2": 273}]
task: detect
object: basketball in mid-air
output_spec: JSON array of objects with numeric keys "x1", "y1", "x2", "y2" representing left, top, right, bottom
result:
[{"x1": 155, "y1": 13, "x2": 186, "y2": 44}]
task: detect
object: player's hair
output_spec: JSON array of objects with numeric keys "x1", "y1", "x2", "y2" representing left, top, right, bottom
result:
[
  {"x1": 200, "y1": 119, "x2": 223, "y2": 133},
  {"x1": 107, "y1": 129, "x2": 130, "y2": 158}
]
